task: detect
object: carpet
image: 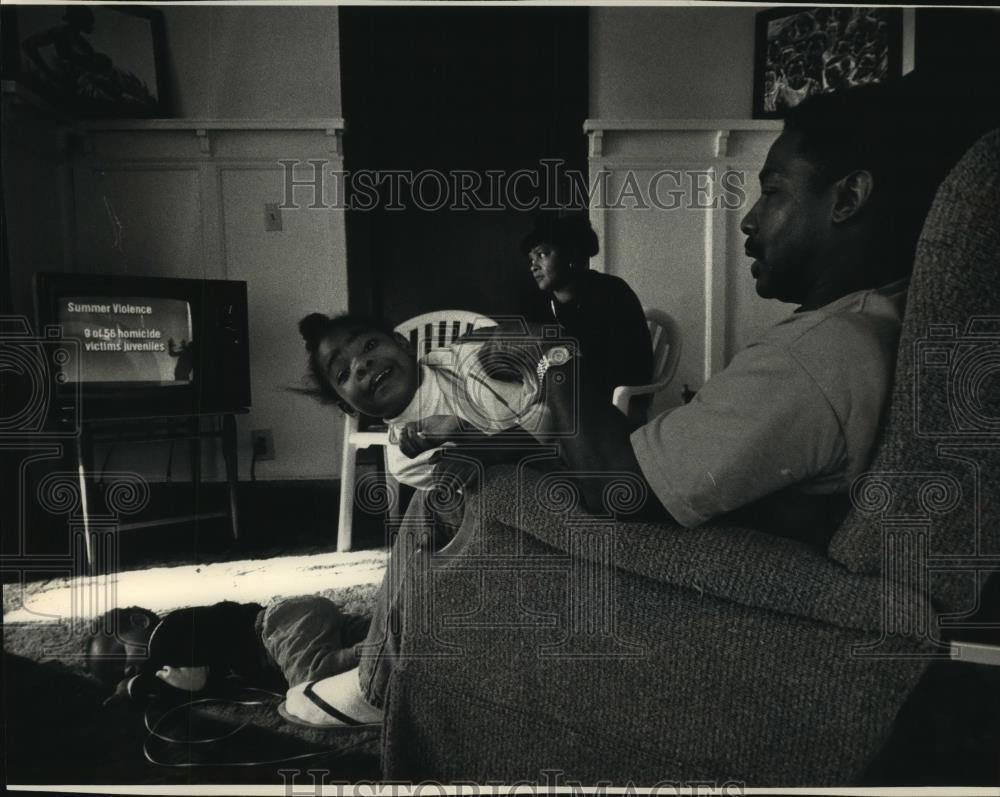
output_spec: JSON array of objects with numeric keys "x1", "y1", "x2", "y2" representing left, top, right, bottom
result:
[
  {"x1": 3, "y1": 550, "x2": 389, "y2": 786},
  {"x1": 3, "y1": 548, "x2": 389, "y2": 622}
]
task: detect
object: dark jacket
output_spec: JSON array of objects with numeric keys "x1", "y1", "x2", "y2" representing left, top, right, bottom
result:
[{"x1": 547, "y1": 270, "x2": 652, "y2": 400}]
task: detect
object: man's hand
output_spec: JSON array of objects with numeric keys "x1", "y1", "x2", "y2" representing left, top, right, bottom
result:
[
  {"x1": 536, "y1": 360, "x2": 670, "y2": 521},
  {"x1": 396, "y1": 415, "x2": 464, "y2": 459},
  {"x1": 530, "y1": 356, "x2": 580, "y2": 443}
]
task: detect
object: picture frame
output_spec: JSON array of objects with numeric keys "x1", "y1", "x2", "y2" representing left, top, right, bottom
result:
[
  {"x1": 752, "y1": 6, "x2": 902, "y2": 119},
  {"x1": 1, "y1": 4, "x2": 169, "y2": 118}
]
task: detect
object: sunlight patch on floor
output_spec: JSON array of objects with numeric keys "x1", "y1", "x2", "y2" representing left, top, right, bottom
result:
[{"x1": 3, "y1": 548, "x2": 388, "y2": 624}]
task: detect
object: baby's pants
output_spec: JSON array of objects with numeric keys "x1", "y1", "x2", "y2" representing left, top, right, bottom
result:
[{"x1": 259, "y1": 596, "x2": 370, "y2": 687}]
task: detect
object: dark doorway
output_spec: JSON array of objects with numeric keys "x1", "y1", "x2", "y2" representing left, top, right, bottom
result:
[{"x1": 339, "y1": 6, "x2": 589, "y2": 325}]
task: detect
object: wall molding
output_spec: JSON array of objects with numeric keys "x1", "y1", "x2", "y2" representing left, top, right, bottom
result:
[
  {"x1": 584, "y1": 119, "x2": 782, "y2": 132},
  {"x1": 76, "y1": 118, "x2": 345, "y2": 158},
  {"x1": 585, "y1": 119, "x2": 783, "y2": 401},
  {"x1": 68, "y1": 123, "x2": 349, "y2": 481}
]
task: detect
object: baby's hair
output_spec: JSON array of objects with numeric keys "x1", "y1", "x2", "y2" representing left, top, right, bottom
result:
[
  {"x1": 84, "y1": 606, "x2": 161, "y2": 688},
  {"x1": 294, "y1": 312, "x2": 400, "y2": 416}
]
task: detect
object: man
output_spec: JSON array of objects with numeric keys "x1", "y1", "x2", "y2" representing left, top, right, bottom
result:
[
  {"x1": 540, "y1": 84, "x2": 945, "y2": 542},
  {"x1": 279, "y1": 82, "x2": 971, "y2": 727}
]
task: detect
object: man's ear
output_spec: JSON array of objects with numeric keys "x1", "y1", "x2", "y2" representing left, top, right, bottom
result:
[
  {"x1": 336, "y1": 399, "x2": 356, "y2": 417},
  {"x1": 831, "y1": 169, "x2": 874, "y2": 223}
]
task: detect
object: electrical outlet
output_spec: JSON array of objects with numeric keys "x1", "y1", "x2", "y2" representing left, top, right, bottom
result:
[
  {"x1": 264, "y1": 203, "x2": 283, "y2": 232},
  {"x1": 251, "y1": 429, "x2": 275, "y2": 460}
]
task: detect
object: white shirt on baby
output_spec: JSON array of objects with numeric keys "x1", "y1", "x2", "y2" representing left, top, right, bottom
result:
[{"x1": 384, "y1": 340, "x2": 544, "y2": 490}]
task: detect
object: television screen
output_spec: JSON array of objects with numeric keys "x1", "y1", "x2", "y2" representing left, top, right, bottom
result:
[
  {"x1": 36, "y1": 272, "x2": 251, "y2": 418},
  {"x1": 58, "y1": 295, "x2": 194, "y2": 385}
]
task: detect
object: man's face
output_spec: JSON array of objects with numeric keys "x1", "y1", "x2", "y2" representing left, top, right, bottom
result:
[
  {"x1": 740, "y1": 131, "x2": 834, "y2": 304},
  {"x1": 318, "y1": 326, "x2": 419, "y2": 419}
]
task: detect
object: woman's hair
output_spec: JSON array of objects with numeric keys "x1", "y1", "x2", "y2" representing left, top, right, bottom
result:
[
  {"x1": 520, "y1": 211, "x2": 600, "y2": 264},
  {"x1": 294, "y1": 312, "x2": 398, "y2": 415}
]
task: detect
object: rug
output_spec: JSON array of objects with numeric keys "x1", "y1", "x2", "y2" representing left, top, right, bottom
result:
[
  {"x1": 3, "y1": 549, "x2": 388, "y2": 786},
  {"x1": 3, "y1": 548, "x2": 389, "y2": 622}
]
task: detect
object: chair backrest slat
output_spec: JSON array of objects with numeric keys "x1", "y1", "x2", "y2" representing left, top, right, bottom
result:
[
  {"x1": 643, "y1": 307, "x2": 681, "y2": 386},
  {"x1": 396, "y1": 310, "x2": 497, "y2": 358}
]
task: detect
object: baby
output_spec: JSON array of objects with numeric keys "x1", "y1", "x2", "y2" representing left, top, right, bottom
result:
[
  {"x1": 88, "y1": 599, "x2": 367, "y2": 705},
  {"x1": 298, "y1": 312, "x2": 561, "y2": 489},
  {"x1": 282, "y1": 313, "x2": 578, "y2": 728}
]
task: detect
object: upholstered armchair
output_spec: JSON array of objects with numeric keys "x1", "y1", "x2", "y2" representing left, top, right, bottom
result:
[{"x1": 377, "y1": 129, "x2": 1000, "y2": 785}]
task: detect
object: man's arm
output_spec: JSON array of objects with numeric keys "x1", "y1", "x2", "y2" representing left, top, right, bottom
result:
[{"x1": 541, "y1": 365, "x2": 671, "y2": 522}]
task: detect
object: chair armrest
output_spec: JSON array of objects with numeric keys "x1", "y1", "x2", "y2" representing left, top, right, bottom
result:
[
  {"x1": 470, "y1": 465, "x2": 934, "y2": 636},
  {"x1": 951, "y1": 640, "x2": 1000, "y2": 666},
  {"x1": 343, "y1": 413, "x2": 390, "y2": 448},
  {"x1": 612, "y1": 380, "x2": 673, "y2": 415},
  {"x1": 350, "y1": 431, "x2": 390, "y2": 448}
]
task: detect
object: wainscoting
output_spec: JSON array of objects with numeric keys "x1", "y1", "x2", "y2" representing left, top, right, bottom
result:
[
  {"x1": 69, "y1": 120, "x2": 349, "y2": 482},
  {"x1": 586, "y1": 120, "x2": 786, "y2": 415}
]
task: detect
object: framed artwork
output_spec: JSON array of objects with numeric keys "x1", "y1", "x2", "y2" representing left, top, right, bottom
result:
[
  {"x1": 2, "y1": 4, "x2": 168, "y2": 118},
  {"x1": 752, "y1": 6, "x2": 902, "y2": 119}
]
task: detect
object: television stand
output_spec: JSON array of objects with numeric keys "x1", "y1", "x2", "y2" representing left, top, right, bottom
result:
[{"x1": 73, "y1": 411, "x2": 244, "y2": 571}]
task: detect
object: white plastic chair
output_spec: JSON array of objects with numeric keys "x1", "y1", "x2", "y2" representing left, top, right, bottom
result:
[
  {"x1": 337, "y1": 310, "x2": 497, "y2": 552},
  {"x1": 612, "y1": 307, "x2": 682, "y2": 421}
]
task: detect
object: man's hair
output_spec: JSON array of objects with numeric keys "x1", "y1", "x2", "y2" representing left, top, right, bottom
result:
[
  {"x1": 783, "y1": 84, "x2": 893, "y2": 191},
  {"x1": 784, "y1": 76, "x2": 1000, "y2": 279},
  {"x1": 295, "y1": 312, "x2": 401, "y2": 414}
]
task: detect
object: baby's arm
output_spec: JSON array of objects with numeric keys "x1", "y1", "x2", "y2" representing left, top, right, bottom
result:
[
  {"x1": 384, "y1": 436, "x2": 446, "y2": 490},
  {"x1": 394, "y1": 415, "x2": 541, "y2": 477},
  {"x1": 394, "y1": 415, "x2": 465, "y2": 458}
]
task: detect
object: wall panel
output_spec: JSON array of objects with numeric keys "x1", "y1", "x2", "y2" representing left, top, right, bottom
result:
[
  {"x1": 587, "y1": 120, "x2": 789, "y2": 416},
  {"x1": 70, "y1": 121, "x2": 347, "y2": 481},
  {"x1": 74, "y1": 167, "x2": 205, "y2": 278}
]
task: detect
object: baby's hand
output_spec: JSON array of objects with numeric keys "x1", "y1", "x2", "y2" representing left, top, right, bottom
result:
[
  {"x1": 396, "y1": 415, "x2": 463, "y2": 458},
  {"x1": 396, "y1": 423, "x2": 431, "y2": 459}
]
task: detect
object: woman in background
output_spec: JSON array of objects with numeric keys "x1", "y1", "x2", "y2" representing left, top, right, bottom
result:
[{"x1": 522, "y1": 212, "x2": 652, "y2": 419}]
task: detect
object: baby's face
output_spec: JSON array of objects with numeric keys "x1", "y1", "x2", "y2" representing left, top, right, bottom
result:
[{"x1": 318, "y1": 326, "x2": 419, "y2": 418}]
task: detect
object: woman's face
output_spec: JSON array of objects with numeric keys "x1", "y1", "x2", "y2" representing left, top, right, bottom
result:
[{"x1": 527, "y1": 243, "x2": 572, "y2": 293}]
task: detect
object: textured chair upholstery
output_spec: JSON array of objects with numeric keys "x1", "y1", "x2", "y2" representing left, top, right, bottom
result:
[
  {"x1": 829, "y1": 129, "x2": 1000, "y2": 617},
  {"x1": 378, "y1": 130, "x2": 1000, "y2": 785}
]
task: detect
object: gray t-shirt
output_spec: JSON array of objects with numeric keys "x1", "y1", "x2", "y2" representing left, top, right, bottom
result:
[{"x1": 630, "y1": 279, "x2": 908, "y2": 528}]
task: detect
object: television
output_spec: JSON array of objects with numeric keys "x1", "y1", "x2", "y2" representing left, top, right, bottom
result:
[{"x1": 34, "y1": 272, "x2": 251, "y2": 420}]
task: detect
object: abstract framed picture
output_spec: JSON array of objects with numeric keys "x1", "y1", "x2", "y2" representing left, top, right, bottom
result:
[
  {"x1": 752, "y1": 6, "x2": 903, "y2": 119},
  {"x1": 2, "y1": 4, "x2": 168, "y2": 118}
]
